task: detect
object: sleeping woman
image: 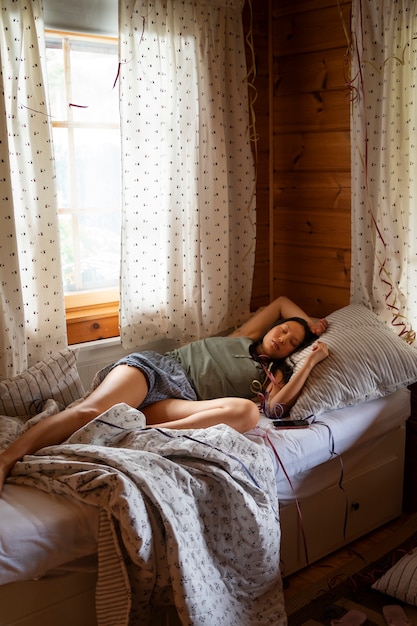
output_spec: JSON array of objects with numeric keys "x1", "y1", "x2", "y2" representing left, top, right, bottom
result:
[{"x1": 0, "y1": 296, "x2": 329, "y2": 494}]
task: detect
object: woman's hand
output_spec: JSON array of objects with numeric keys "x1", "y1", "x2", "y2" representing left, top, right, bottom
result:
[
  {"x1": 309, "y1": 318, "x2": 328, "y2": 336},
  {"x1": 265, "y1": 341, "x2": 330, "y2": 414},
  {"x1": 305, "y1": 340, "x2": 329, "y2": 366}
]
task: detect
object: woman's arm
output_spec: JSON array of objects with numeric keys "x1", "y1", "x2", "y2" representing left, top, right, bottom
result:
[
  {"x1": 265, "y1": 341, "x2": 329, "y2": 413},
  {"x1": 230, "y1": 296, "x2": 328, "y2": 341}
]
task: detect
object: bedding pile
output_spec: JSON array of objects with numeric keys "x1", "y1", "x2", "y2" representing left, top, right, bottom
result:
[{"x1": 8, "y1": 403, "x2": 285, "y2": 626}]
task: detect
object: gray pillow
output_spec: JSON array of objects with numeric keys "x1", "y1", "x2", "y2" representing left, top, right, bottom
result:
[{"x1": 288, "y1": 304, "x2": 417, "y2": 418}]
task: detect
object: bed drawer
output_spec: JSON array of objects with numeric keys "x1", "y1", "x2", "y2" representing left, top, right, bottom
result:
[
  {"x1": 344, "y1": 427, "x2": 405, "y2": 537},
  {"x1": 279, "y1": 425, "x2": 405, "y2": 577},
  {"x1": 0, "y1": 572, "x2": 97, "y2": 626}
]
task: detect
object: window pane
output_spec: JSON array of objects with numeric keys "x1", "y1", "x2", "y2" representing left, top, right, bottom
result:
[
  {"x1": 60, "y1": 211, "x2": 121, "y2": 292},
  {"x1": 70, "y1": 41, "x2": 119, "y2": 123},
  {"x1": 45, "y1": 43, "x2": 67, "y2": 119},
  {"x1": 45, "y1": 32, "x2": 121, "y2": 295},
  {"x1": 73, "y1": 128, "x2": 121, "y2": 209}
]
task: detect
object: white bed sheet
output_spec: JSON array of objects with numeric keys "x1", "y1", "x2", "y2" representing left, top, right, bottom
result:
[
  {"x1": 0, "y1": 484, "x2": 99, "y2": 585},
  {"x1": 245, "y1": 387, "x2": 410, "y2": 501}
]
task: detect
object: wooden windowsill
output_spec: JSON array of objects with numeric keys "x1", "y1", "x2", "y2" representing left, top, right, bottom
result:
[{"x1": 65, "y1": 289, "x2": 120, "y2": 344}]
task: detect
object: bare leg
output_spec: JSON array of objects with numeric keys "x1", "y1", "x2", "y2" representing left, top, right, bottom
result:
[
  {"x1": 0, "y1": 367, "x2": 260, "y2": 495},
  {"x1": 143, "y1": 397, "x2": 259, "y2": 433},
  {"x1": 0, "y1": 365, "x2": 149, "y2": 494}
]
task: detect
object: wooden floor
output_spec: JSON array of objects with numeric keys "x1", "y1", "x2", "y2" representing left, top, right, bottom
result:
[{"x1": 283, "y1": 512, "x2": 415, "y2": 602}]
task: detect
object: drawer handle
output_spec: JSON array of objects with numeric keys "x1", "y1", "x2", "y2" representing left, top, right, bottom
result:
[{"x1": 351, "y1": 502, "x2": 360, "y2": 511}]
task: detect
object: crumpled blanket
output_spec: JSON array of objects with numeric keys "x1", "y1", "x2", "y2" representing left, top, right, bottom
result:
[{"x1": 9, "y1": 403, "x2": 286, "y2": 626}]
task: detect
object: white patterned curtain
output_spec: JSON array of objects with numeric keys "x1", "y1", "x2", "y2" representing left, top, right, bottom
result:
[
  {"x1": 350, "y1": 0, "x2": 417, "y2": 342},
  {"x1": 118, "y1": 0, "x2": 256, "y2": 347},
  {"x1": 0, "y1": 0, "x2": 66, "y2": 378}
]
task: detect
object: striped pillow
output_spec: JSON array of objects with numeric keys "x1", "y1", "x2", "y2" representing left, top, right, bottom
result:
[
  {"x1": 288, "y1": 304, "x2": 417, "y2": 419},
  {"x1": 372, "y1": 548, "x2": 417, "y2": 605},
  {"x1": 0, "y1": 349, "x2": 85, "y2": 417}
]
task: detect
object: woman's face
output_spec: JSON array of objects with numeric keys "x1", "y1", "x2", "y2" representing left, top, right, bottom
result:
[{"x1": 257, "y1": 320, "x2": 306, "y2": 359}]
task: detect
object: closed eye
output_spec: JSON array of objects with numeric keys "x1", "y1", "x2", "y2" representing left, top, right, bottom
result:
[{"x1": 282, "y1": 325, "x2": 299, "y2": 347}]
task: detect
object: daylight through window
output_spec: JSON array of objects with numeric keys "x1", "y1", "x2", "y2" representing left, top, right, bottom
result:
[{"x1": 45, "y1": 33, "x2": 121, "y2": 295}]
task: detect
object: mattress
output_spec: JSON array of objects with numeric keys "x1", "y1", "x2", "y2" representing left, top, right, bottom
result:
[
  {"x1": 245, "y1": 386, "x2": 410, "y2": 501},
  {"x1": 0, "y1": 388, "x2": 410, "y2": 586}
]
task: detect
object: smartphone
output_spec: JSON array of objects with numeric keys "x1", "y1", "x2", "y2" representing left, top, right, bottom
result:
[{"x1": 272, "y1": 419, "x2": 310, "y2": 429}]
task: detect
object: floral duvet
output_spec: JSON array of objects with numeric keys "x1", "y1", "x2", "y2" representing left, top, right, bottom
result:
[{"x1": 10, "y1": 403, "x2": 286, "y2": 626}]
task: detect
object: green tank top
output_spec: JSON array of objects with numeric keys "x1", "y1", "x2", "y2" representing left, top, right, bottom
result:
[{"x1": 166, "y1": 336, "x2": 263, "y2": 400}]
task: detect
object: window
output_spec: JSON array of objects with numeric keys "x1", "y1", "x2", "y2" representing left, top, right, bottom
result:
[{"x1": 45, "y1": 31, "x2": 121, "y2": 343}]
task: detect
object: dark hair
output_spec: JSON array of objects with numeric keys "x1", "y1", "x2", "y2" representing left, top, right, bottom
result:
[{"x1": 249, "y1": 316, "x2": 318, "y2": 387}]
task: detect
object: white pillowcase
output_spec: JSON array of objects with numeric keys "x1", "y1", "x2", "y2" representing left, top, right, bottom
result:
[
  {"x1": 372, "y1": 548, "x2": 417, "y2": 606},
  {"x1": 288, "y1": 304, "x2": 417, "y2": 418}
]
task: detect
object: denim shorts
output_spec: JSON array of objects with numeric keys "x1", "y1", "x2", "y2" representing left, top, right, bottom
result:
[{"x1": 102, "y1": 351, "x2": 198, "y2": 410}]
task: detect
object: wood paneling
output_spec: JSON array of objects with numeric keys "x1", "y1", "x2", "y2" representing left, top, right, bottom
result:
[
  {"x1": 274, "y1": 171, "x2": 351, "y2": 189},
  {"x1": 247, "y1": 0, "x2": 352, "y2": 317},
  {"x1": 274, "y1": 48, "x2": 350, "y2": 95},
  {"x1": 274, "y1": 0, "x2": 351, "y2": 17},
  {"x1": 273, "y1": 90, "x2": 350, "y2": 133},
  {"x1": 274, "y1": 131, "x2": 351, "y2": 171},
  {"x1": 273, "y1": 186, "x2": 351, "y2": 210},
  {"x1": 272, "y1": 280, "x2": 350, "y2": 318},
  {"x1": 272, "y1": 3, "x2": 351, "y2": 56},
  {"x1": 274, "y1": 210, "x2": 350, "y2": 247},
  {"x1": 273, "y1": 244, "x2": 350, "y2": 286}
]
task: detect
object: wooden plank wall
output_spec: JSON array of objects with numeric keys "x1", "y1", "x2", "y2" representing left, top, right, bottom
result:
[{"x1": 246, "y1": 0, "x2": 352, "y2": 318}]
